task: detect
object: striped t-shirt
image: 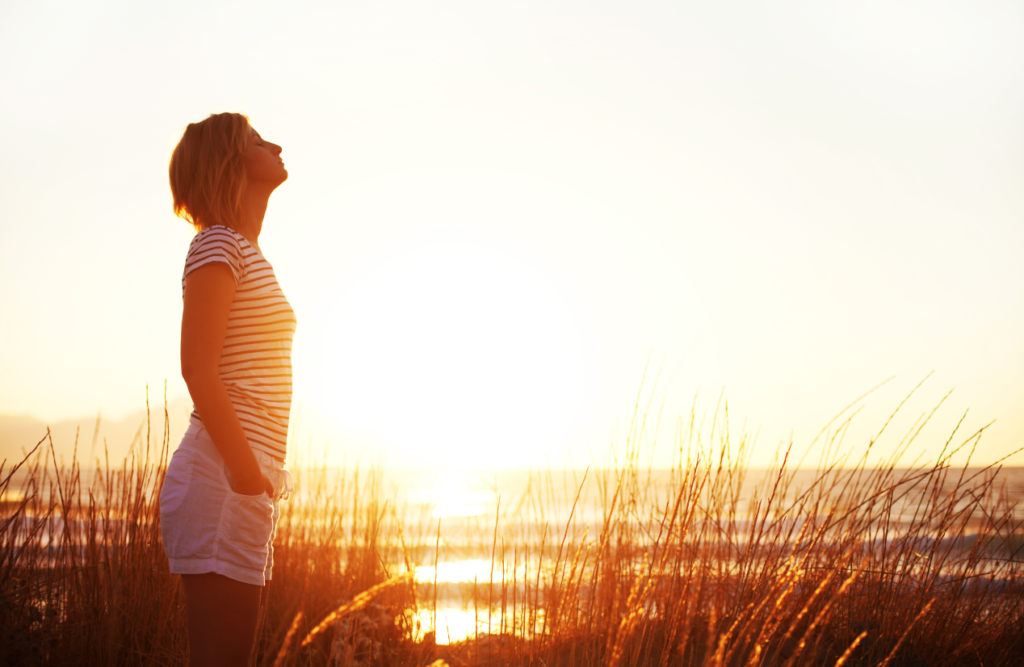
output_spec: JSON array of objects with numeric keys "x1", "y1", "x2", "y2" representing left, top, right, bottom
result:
[{"x1": 182, "y1": 225, "x2": 297, "y2": 461}]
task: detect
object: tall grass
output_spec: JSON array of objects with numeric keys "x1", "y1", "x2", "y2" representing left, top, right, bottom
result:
[{"x1": 1, "y1": 385, "x2": 1022, "y2": 666}]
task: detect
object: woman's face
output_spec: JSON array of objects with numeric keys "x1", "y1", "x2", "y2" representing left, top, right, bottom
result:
[{"x1": 243, "y1": 126, "x2": 288, "y2": 190}]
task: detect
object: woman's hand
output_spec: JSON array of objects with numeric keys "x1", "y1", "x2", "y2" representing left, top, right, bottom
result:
[{"x1": 231, "y1": 471, "x2": 276, "y2": 497}]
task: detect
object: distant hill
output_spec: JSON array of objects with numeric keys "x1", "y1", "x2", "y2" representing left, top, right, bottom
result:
[
  {"x1": 1, "y1": 399, "x2": 391, "y2": 471},
  {"x1": 0, "y1": 398, "x2": 194, "y2": 469}
]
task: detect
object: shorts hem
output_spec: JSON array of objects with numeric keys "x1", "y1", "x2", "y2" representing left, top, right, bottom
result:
[{"x1": 168, "y1": 557, "x2": 267, "y2": 587}]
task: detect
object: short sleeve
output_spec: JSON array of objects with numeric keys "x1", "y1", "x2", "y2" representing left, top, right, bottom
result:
[{"x1": 182, "y1": 227, "x2": 245, "y2": 290}]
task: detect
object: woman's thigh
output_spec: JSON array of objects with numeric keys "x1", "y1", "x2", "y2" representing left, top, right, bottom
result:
[{"x1": 182, "y1": 572, "x2": 262, "y2": 667}]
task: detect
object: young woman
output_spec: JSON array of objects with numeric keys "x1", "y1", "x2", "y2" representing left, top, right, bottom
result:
[{"x1": 160, "y1": 112, "x2": 296, "y2": 667}]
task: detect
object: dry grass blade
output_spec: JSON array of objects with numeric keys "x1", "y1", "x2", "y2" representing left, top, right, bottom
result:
[
  {"x1": 271, "y1": 611, "x2": 304, "y2": 667},
  {"x1": 833, "y1": 630, "x2": 868, "y2": 667},
  {"x1": 877, "y1": 599, "x2": 935, "y2": 667},
  {"x1": 298, "y1": 572, "x2": 413, "y2": 649}
]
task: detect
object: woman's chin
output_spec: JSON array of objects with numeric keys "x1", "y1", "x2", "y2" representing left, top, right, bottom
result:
[{"x1": 269, "y1": 171, "x2": 288, "y2": 189}]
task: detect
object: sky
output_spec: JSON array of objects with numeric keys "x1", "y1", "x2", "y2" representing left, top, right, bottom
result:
[{"x1": 1, "y1": 0, "x2": 1022, "y2": 470}]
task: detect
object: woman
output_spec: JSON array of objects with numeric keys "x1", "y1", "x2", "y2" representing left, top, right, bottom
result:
[{"x1": 160, "y1": 112, "x2": 296, "y2": 667}]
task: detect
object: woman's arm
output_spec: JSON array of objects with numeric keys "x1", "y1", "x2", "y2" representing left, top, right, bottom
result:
[{"x1": 181, "y1": 262, "x2": 274, "y2": 497}]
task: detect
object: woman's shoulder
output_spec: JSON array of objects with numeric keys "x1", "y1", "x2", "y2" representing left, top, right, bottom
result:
[
  {"x1": 186, "y1": 226, "x2": 250, "y2": 260},
  {"x1": 183, "y1": 226, "x2": 250, "y2": 282},
  {"x1": 189, "y1": 225, "x2": 243, "y2": 248},
  {"x1": 188, "y1": 226, "x2": 263, "y2": 259}
]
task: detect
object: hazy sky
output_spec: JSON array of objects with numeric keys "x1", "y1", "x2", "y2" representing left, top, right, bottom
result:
[{"x1": 1, "y1": 1, "x2": 1022, "y2": 469}]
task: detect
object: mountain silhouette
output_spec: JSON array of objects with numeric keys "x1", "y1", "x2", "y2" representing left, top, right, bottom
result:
[
  {"x1": 0, "y1": 397, "x2": 193, "y2": 469},
  {"x1": 2, "y1": 398, "x2": 389, "y2": 471}
]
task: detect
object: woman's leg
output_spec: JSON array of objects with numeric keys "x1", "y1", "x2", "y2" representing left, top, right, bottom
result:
[{"x1": 182, "y1": 572, "x2": 263, "y2": 667}]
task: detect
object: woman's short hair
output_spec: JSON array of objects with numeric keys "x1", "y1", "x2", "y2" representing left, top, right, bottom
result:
[{"x1": 169, "y1": 112, "x2": 250, "y2": 231}]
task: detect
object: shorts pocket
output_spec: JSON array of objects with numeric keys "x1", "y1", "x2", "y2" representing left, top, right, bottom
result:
[
  {"x1": 227, "y1": 486, "x2": 269, "y2": 499},
  {"x1": 160, "y1": 448, "x2": 194, "y2": 514},
  {"x1": 217, "y1": 492, "x2": 275, "y2": 572},
  {"x1": 162, "y1": 448, "x2": 224, "y2": 561},
  {"x1": 160, "y1": 448, "x2": 197, "y2": 559}
]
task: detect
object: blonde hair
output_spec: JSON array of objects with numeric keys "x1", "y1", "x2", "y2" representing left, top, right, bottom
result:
[{"x1": 169, "y1": 112, "x2": 250, "y2": 231}]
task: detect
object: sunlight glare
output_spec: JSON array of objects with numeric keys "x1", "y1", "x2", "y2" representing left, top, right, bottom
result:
[
  {"x1": 303, "y1": 240, "x2": 585, "y2": 469},
  {"x1": 409, "y1": 470, "x2": 491, "y2": 518},
  {"x1": 413, "y1": 607, "x2": 480, "y2": 645},
  {"x1": 414, "y1": 559, "x2": 494, "y2": 584}
]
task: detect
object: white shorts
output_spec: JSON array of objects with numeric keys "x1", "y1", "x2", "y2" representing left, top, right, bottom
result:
[{"x1": 159, "y1": 424, "x2": 293, "y2": 586}]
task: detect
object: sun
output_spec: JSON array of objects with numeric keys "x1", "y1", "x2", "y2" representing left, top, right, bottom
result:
[{"x1": 296, "y1": 238, "x2": 587, "y2": 469}]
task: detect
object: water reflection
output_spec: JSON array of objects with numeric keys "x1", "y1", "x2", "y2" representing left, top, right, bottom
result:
[
  {"x1": 409, "y1": 470, "x2": 490, "y2": 519},
  {"x1": 414, "y1": 559, "x2": 493, "y2": 584},
  {"x1": 413, "y1": 607, "x2": 479, "y2": 645}
]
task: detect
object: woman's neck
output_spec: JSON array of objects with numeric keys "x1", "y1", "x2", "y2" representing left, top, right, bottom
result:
[{"x1": 235, "y1": 186, "x2": 272, "y2": 252}]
